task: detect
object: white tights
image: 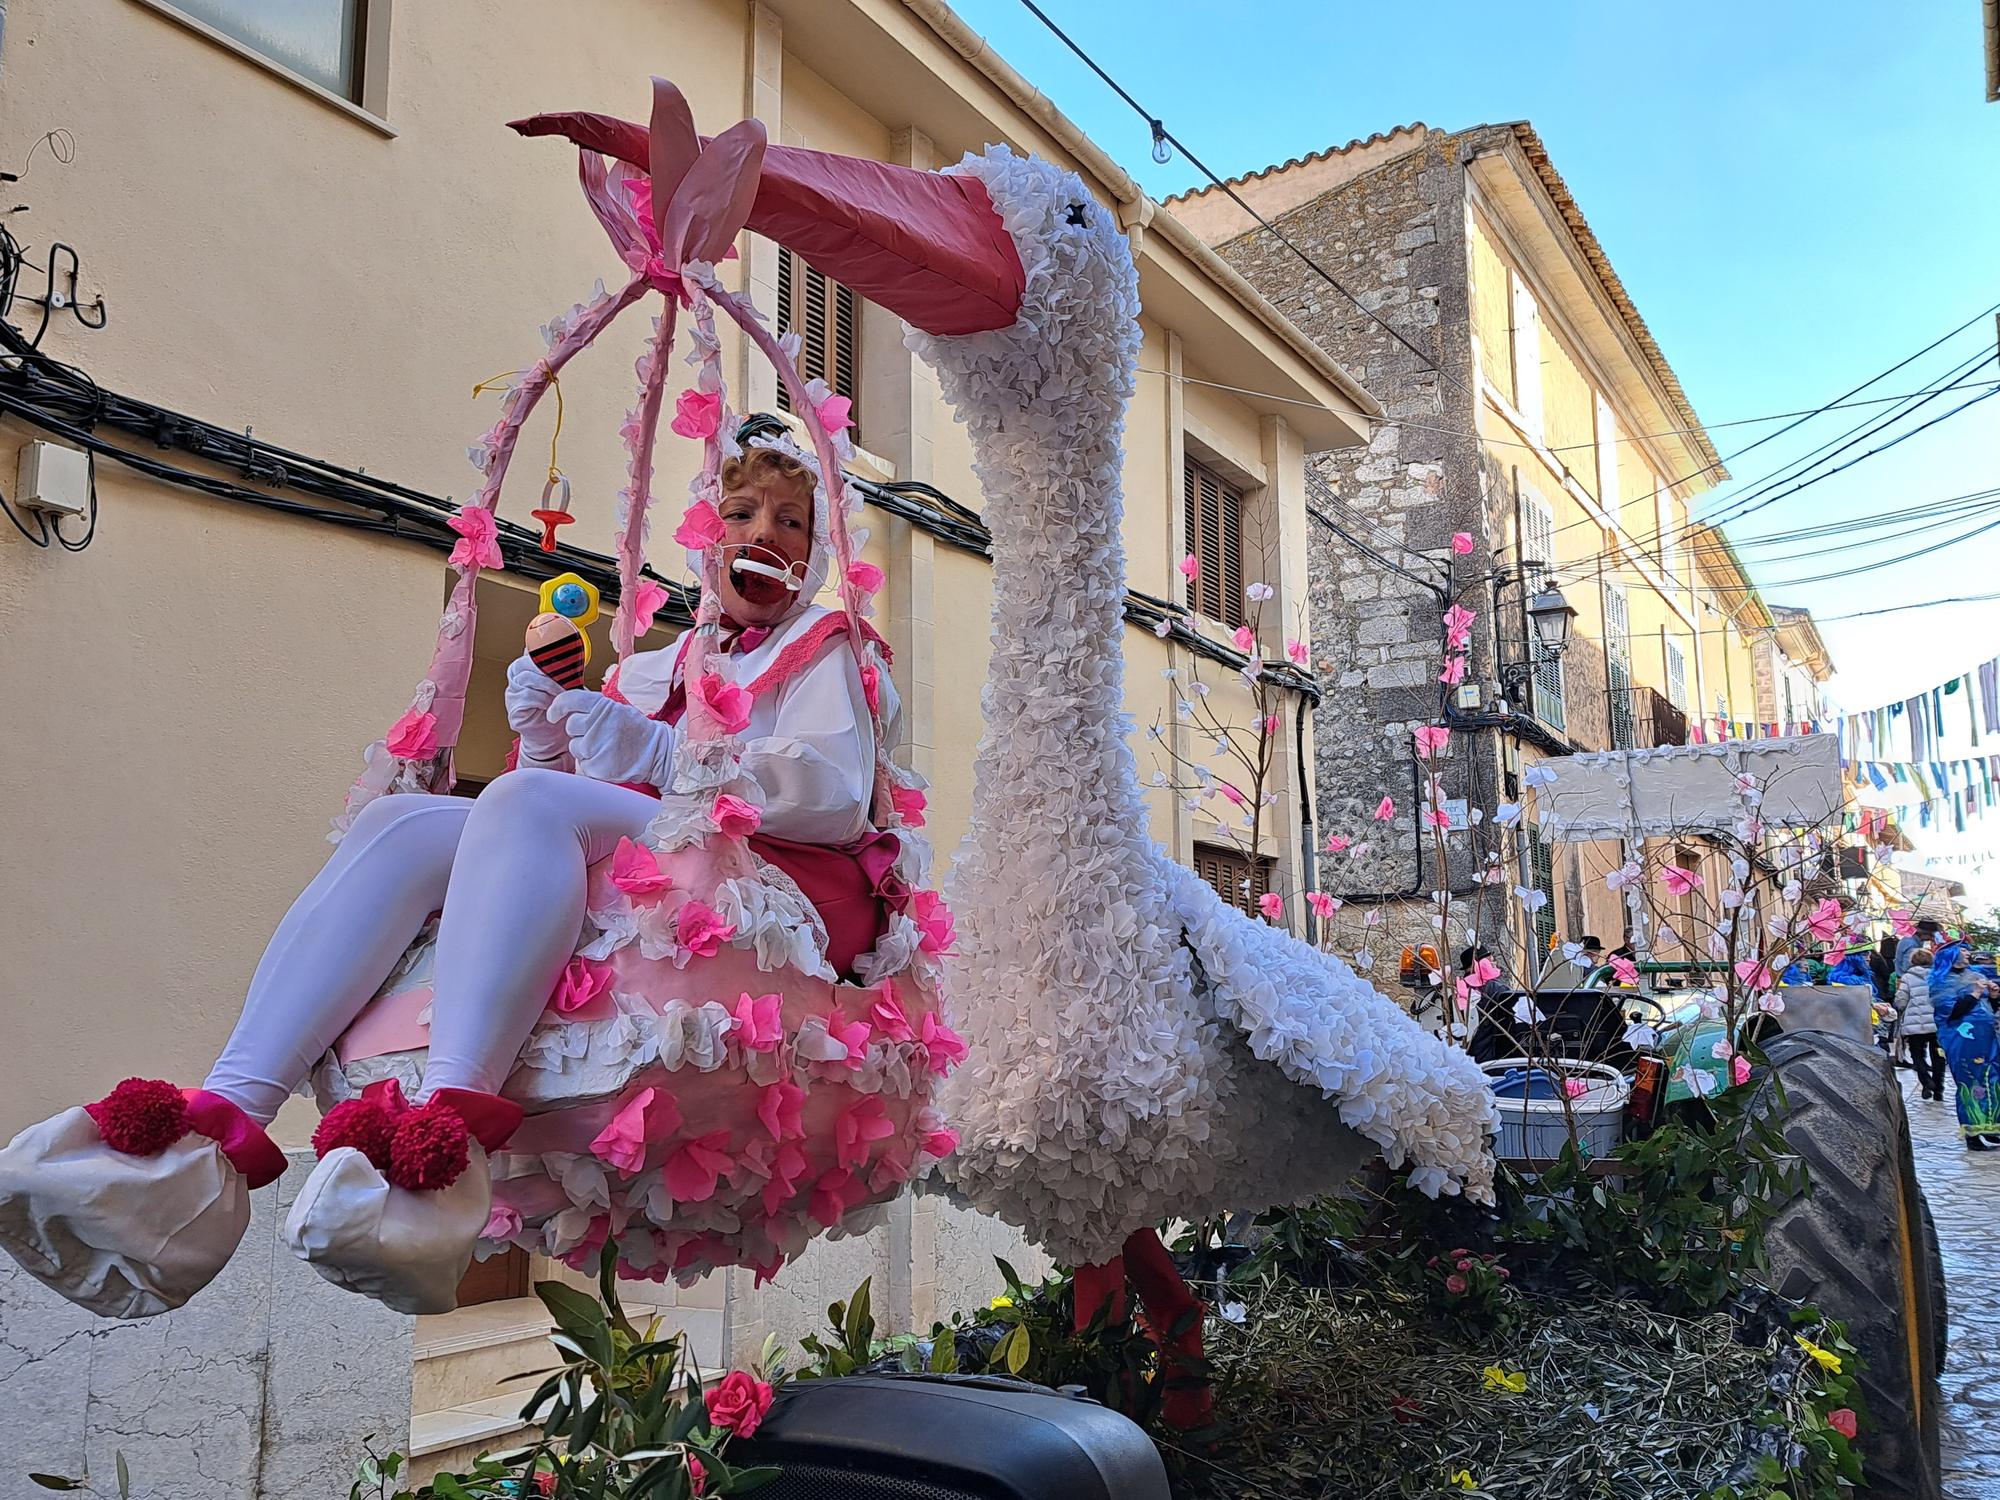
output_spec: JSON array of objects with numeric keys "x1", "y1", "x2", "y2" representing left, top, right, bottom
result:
[{"x1": 203, "y1": 770, "x2": 660, "y2": 1123}]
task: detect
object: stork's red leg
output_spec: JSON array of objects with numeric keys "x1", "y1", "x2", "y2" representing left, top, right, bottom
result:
[
  {"x1": 1122, "y1": 1226, "x2": 1214, "y2": 1430},
  {"x1": 1072, "y1": 1253, "x2": 1127, "y2": 1332}
]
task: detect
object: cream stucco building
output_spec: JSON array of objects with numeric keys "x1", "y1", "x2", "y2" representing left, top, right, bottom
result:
[{"x1": 0, "y1": 0, "x2": 1371, "y2": 1488}]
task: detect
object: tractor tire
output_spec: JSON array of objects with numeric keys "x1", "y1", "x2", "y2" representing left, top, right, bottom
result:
[
  {"x1": 1919, "y1": 1188, "x2": 1947, "y2": 1369},
  {"x1": 1751, "y1": 1030, "x2": 1943, "y2": 1500}
]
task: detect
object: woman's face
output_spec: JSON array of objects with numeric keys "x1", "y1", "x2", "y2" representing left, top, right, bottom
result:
[{"x1": 718, "y1": 474, "x2": 813, "y2": 627}]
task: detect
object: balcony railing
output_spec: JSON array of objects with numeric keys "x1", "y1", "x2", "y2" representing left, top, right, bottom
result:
[{"x1": 1609, "y1": 685, "x2": 1689, "y2": 749}]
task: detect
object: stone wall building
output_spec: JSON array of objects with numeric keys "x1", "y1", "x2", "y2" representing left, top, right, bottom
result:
[{"x1": 1172, "y1": 124, "x2": 1778, "y2": 984}]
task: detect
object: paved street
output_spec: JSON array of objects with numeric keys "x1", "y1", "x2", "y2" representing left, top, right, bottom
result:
[{"x1": 1908, "y1": 1073, "x2": 2000, "y2": 1500}]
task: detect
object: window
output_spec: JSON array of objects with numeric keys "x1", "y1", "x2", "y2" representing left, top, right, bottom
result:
[
  {"x1": 1510, "y1": 271, "x2": 1544, "y2": 436},
  {"x1": 774, "y1": 248, "x2": 860, "y2": 441},
  {"x1": 1192, "y1": 841, "x2": 1272, "y2": 919},
  {"x1": 1665, "y1": 638, "x2": 1688, "y2": 711},
  {"x1": 1604, "y1": 583, "x2": 1635, "y2": 749},
  {"x1": 1522, "y1": 823, "x2": 1557, "y2": 955},
  {"x1": 1594, "y1": 394, "x2": 1620, "y2": 521},
  {"x1": 1183, "y1": 456, "x2": 1245, "y2": 627},
  {"x1": 167, "y1": 0, "x2": 369, "y2": 100},
  {"x1": 1519, "y1": 485, "x2": 1564, "y2": 730}
]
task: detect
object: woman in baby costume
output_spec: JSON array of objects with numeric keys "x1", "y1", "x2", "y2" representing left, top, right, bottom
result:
[{"x1": 0, "y1": 86, "x2": 959, "y2": 1322}]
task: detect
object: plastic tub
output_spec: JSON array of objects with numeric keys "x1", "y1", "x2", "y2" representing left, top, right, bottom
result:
[{"x1": 1481, "y1": 1056, "x2": 1629, "y2": 1163}]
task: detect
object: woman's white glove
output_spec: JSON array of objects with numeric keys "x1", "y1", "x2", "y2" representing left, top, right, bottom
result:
[
  {"x1": 548, "y1": 690, "x2": 679, "y2": 788},
  {"x1": 505, "y1": 656, "x2": 571, "y2": 766}
]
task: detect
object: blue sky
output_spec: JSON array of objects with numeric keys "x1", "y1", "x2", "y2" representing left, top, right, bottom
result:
[{"x1": 954, "y1": 0, "x2": 2000, "y2": 878}]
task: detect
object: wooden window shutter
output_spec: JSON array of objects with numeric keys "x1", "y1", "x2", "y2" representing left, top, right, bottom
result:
[
  {"x1": 774, "y1": 248, "x2": 860, "y2": 441},
  {"x1": 1193, "y1": 840, "x2": 1271, "y2": 918},
  {"x1": 1182, "y1": 456, "x2": 1245, "y2": 627}
]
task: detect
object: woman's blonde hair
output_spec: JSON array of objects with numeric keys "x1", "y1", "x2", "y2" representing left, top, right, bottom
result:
[{"x1": 721, "y1": 445, "x2": 814, "y2": 497}]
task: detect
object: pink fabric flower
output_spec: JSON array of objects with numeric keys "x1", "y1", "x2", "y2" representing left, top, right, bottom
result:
[
  {"x1": 847, "y1": 559, "x2": 885, "y2": 594},
  {"x1": 1258, "y1": 892, "x2": 1284, "y2": 922},
  {"x1": 1828, "y1": 1407, "x2": 1858, "y2": 1440},
  {"x1": 1823, "y1": 943, "x2": 1848, "y2": 966},
  {"x1": 756, "y1": 1080, "x2": 806, "y2": 1142},
  {"x1": 1425, "y1": 806, "x2": 1451, "y2": 829},
  {"x1": 1374, "y1": 796, "x2": 1396, "y2": 821},
  {"x1": 675, "y1": 900, "x2": 737, "y2": 958},
  {"x1": 1414, "y1": 725, "x2": 1451, "y2": 757},
  {"x1": 815, "y1": 393, "x2": 854, "y2": 435},
  {"x1": 1455, "y1": 956, "x2": 1502, "y2": 1004},
  {"x1": 1325, "y1": 834, "x2": 1351, "y2": 853},
  {"x1": 693, "y1": 672, "x2": 753, "y2": 734},
  {"x1": 1731, "y1": 1054, "x2": 1753, "y2": 1087},
  {"x1": 732, "y1": 991, "x2": 784, "y2": 1052},
  {"x1": 687, "y1": 1455, "x2": 708, "y2": 1496},
  {"x1": 824, "y1": 1008, "x2": 874, "y2": 1068},
  {"x1": 668, "y1": 388, "x2": 723, "y2": 440},
  {"x1": 1806, "y1": 898, "x2": 1843, "y2": 944},
  {"x1": 674, "y1": 500, "x2": 727, "y2": 550},
  {"x1": 1657, "y1": 865, "x2": 1702, "y2": 897},
  {"x1": 1451, "y1": 532, "x2": 1476, "y2": 555},
  {"x1": 868, "y1": 988, "x2": 915, "y2": 1042},
  {"x1": 626, "y1": 578, "x2": 670, "y2": 637},
  {"x1": 590, "y1": 1087, "x2": 681, "y2": 1175},
  {"x1": 860, "y1": 662, "x2": 882, "y2": 716},
  {"x1": 609, "y1": 837, "x2": 672, "y2": 899},
  {"x1": 385, "y1": 708, "x2": 439, "y2": 760},
  {"x1": 551, "y1": 955, "x2": 614, "y2": 1015},
  {"x1": 482, "y1": 1203, "x2": 523, "y2": 1242},
  {"x1": 921, "y1": 1124, "x2": 960, "y2": 1159},
  {"x1": 1438, "y1": 654, "x2": 1468, "y2": 686},
  {"x1": 712, "y1": 793, "x2": 763, "y2": 839},
  {"x1": 664, "y1": 1130, "x2": 736, "y2": 1202},
  {"x1": 910, "y1": 890, "x2": 957, "y2": 955},
  {"x1": 919, "y1": 1012, "x2": 968, "y2": 1075},
  {"x1": 760, "y1": 1140, "x2": 812, "y2": 1215},
  {"x1": 1306, "y1": 891, "x2": 1336, "y2": 920},
  {"x1": 1231, "y1": 624, "x2": 1257, "y2": 653},
  {"x1": 1735, "y1": 957, "x2": 1776, "y2": 991},
  {"x1": 705, "y1": 1371, "x2": 775, "y2": 1437},
  {"x1": 1609, "y1": 955, "x2": 1640, "y2": 986},
  {"x1": 1178, "y1": 554, "x2": 1201, "y2": 580},
  {"x1": 447, "y1": 506, "x2": 504, "y2": 570},
  {"x1": 1442, "y1": 604, "x2": 1477, "y2": 650},
  {"x1": 1263, "y1": 713, "x2": 1281, "y2": 736},
  {"x1": 1562, "y1": 1077, "x2": 1588, "y2": 1099},
  {"x1": 1285, "y1": 637, "x2": 1310, "y2": 667},
  {"x1": 891, "y1": 784, "x2": 928, "y2": 827},
  {"x1": 1891, "y1": 909, "x2": 1916, "y2": 939},
  {"x1": 809, "y1": 1167, "x2": 863, "y2": 1228},
  {"x1": 835, "y1": 1096, "x2": 897, "y2": 1169},
  {"x1": 1218, "y1": 782, "x2": 1248, "y2": 808}
]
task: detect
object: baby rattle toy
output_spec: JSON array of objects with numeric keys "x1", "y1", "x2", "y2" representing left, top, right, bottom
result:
[{"x1": 523, "y1": 570, "x2": 599, "y2": 688}]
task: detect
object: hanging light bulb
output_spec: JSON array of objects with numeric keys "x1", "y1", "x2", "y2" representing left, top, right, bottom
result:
[{"x1": 1150, "y1": 120, "x2": 1173, "y2": 166}]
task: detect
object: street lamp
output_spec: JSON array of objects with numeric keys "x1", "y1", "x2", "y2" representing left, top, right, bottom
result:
[{"x1": 1494, "y1": 583, "x2": 1577, "y2": 708}]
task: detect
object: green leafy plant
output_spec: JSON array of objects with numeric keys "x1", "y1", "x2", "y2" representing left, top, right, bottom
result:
[
  {"x1": 1503, "y1": 1080, "x2": 1806, "y2": 1315},
  {"x1": 1705, "y1": 1315, "x2": 1867, "y2": 1500},
  {"x1": 346, "y1": 1248, "x2": 780, "y2": 1499}
]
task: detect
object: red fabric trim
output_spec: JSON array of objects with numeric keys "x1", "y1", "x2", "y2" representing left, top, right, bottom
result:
[
  {"x1": 181, "y1": 1089, "x2": 288, "y2": 1190},
  {"x1": 425, "y1": 1087, "x2": 525, "y2": 1152}
]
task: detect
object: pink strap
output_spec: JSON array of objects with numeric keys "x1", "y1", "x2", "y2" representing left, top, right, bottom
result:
[
  {"x1": 744, "y1": 614, "x2": 891, "y2": 699},
  {"x1": 181, "y1": 1089, "x2": 287, "y2": 1190}
]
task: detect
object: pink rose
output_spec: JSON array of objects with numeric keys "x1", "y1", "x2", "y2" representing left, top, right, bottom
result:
[
  {"x1": 668, "y1": 388, "x2": 723, "y2": 441},
  {"x1": 687, "y1": 1455, "x2": 708, "y2": 1495},
  {"x1": 385, "y1": 708, "x2": 439, "y2": 760},
  {"x1": 1451, "y1": 531, "x2": 1475, "y2": 555},
  {"x1": 712, "y1": 793, "x2": 763, "y2": 839},
  {"x1": 1306, "y1": 891, "x2": 1336, "y2": 920},
  {"x1": 609, "y1": 837, "x2": 672, "y2": 899},
  {"x1": 891, "y1": 784, "x2": 928, "y2": 827},
  {"x1": 847, "y1": 559, "x2": 885, "y2": 594},
  {"x1": 675, "y1": 899, "x2": 737, "y2": 958},
  {"x1": 551, "y1": 955, "x2": 614, "y2": 1014},
  {"x1": 447, "y1": 506, "x2": 504, "y2": 570},
  {"x1": 1827, "y1": 1407, "x2": 1857, "y2": 1440},
  {"x1": 674, "y1": 500, "x2": 727, "y2": 551},
  {"x1": 693, "y1": 672, "x2": 754, "y2": 735},
  {"x1": 1444, "y1": 1273, "x2": 1468, "y2": 1294}
]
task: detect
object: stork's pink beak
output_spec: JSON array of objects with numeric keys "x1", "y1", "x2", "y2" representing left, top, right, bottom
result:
[{"x1": 511, "y1": 110, "x2": 1025, "y2": 337}]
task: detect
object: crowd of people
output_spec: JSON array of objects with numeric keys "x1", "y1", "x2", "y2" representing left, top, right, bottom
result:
[{"x1": 1887, "y1": 919, "x2": 1999, "y2": 1148}]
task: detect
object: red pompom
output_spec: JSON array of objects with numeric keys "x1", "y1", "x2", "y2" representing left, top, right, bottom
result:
[
  {"x1": 85, "y1": 1078, "x2": 191, "y2": 1157},
  {"x1": 386, "y1": 1102, "x2": 471, "y2": 1191},
  {"x1": 312, "y1": 1097, "x2": 400, "y2": 1170}
]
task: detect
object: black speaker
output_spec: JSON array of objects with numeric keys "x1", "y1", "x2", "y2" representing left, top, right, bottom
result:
[{"x1": 726, "y1": 1373, "x2": 1172, "y2": 1500}]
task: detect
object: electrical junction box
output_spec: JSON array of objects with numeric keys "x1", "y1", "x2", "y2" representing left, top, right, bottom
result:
[
  {"x1": 16, "y1": 440, "x2": 91, "y2": 518},
  {"x1": 1455, "y1": 683, "x2": 1482, "y2": 710}
]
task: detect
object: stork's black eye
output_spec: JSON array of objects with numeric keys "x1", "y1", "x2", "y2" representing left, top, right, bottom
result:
[{"x1": 1064, "y1": 202, "x2": 1088, "y2": 227}]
